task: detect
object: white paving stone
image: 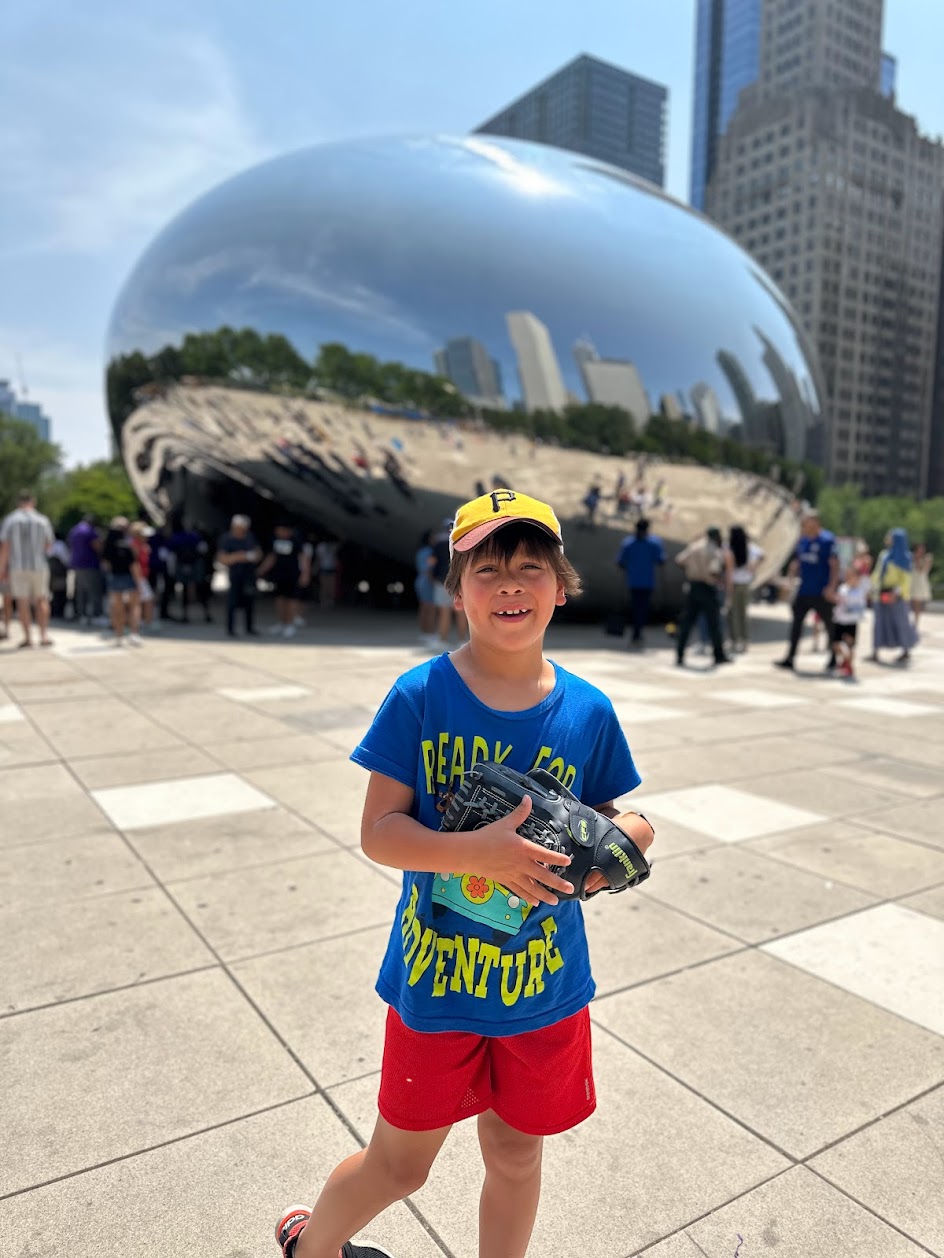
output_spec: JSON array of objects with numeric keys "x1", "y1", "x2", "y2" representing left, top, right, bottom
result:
[
  {"x1": 217, "y1": 685, "x2": 312, "y2": 703},
  {"x1": 91, "y1": 772, "x2": 277, "y2": 831},
  {"x1": 713, "y1": 687, "x2": 810, "y2": 709},
  {"x1": 764, "y1": 904, "x2": 944, "y2": 1036},
  {"x1": 0, "y1": 704, "x2": 25, "y2": 723},
  {"x1": 836, "y1": 696, "x2": 940, "y2": 718},
  {"x1": 641, "y1": 783, "x2": 826, "y2": 842},
  {"x1": 612, "y1": 701, "x2": 693, "y2": 724}
]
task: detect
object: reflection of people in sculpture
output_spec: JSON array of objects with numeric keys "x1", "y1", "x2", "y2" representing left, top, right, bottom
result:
[
  {"x1": 582, "y1": 483, "x2": 602, "y2": 527},
  {"x1": 315, "y1": 536, "x2": 340, "y2": 607}
]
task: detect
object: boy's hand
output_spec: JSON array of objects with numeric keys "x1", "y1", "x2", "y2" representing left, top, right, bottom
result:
[{"x1": 468, "y1": 795, "x2": 574, "y2": 907}]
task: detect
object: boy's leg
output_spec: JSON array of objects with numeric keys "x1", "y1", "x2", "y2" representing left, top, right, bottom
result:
[
  {"x1": 294, "y1": 1115, "x2": 451, "y2": 1258},
  {"x1": 477, "y1": 1111, "x2": 544, "y2": 1258}
]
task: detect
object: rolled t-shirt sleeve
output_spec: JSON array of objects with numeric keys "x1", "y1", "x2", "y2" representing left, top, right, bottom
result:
[
  {"x1": 582, "y1": 704, "x2": 641, "y2": 805},
  {"x1": 351, "y1": 681, "x2": 422, "y2": 789}
]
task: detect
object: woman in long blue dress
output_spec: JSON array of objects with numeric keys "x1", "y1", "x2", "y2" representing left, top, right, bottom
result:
[{"x1": 868, "y1": 527, "x2": 918, "y2": 664}]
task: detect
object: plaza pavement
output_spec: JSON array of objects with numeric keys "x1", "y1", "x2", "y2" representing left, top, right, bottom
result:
[{"x1": 1, "y1": 603, "x2": 943, "y2": 1258}]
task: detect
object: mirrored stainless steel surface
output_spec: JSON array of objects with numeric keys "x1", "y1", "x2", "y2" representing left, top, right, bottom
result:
[{"x1": 107, "y1": 134, "x2": 824, "y2": 609}]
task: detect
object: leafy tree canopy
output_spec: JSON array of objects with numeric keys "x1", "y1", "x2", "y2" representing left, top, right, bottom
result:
[
  {"x1": 0, "y1": 412, "x2": 63, "y2": 517},
  {"x1": 40, "y1": 460, "x2": 141, "y2": 535}
]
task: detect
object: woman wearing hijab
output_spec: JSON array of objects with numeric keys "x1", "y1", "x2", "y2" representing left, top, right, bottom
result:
[{"x1": 868, "y1": 528, "x2": 918, "y2": 664}]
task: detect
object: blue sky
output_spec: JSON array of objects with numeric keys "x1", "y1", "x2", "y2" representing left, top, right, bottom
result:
[{"x1": 2, "y1": 0, "x2": 942, "y2": 465}]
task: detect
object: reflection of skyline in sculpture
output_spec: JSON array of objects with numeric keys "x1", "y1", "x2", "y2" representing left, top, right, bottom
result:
[
  {"x1": 573, "y1": 338, "x2": 650, "y2": 424},
  {"x1": 434, "y1": 337, "x2": 506, "y2": 410},
  {"x1": 689, "y1": 381, "x2": 723, "y2": 434},
  {"x1": 506, "y1": 311, "x2": 567, "y2": 413},
  {"x1": 105, "y1": 133, "x2": 827, "y2": 609}
]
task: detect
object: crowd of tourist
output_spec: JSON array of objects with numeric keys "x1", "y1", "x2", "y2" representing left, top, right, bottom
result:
[
  {"x1": 0, "y1": 492, "x2": 343, "y2": 648},
  {"x1": 613, "y1": 507, "x2": 934, "y2": 680}
]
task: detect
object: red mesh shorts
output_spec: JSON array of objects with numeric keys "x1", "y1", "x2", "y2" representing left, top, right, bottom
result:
[{"x1": 377, "y1": 1005, "x2": 595, "y2": 1136}]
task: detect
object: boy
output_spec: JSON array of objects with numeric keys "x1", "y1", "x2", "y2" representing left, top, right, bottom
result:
[
  {"x1": 275, "y1": 490, "x2": 654, "y2": 1258},
  {"x1": 832, "y1": 565, "x2": 868, "y2": 679}
]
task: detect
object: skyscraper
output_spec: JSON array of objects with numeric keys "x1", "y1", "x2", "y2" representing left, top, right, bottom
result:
[
  {"x1": 691, "y1": 0, "x2": 762, "y2": 211},
  {"x1": 476, "y1": 54, "x2": 668, "y2": 187},
  {"x1": 0, "y1": 378, "x2": 52, "y2": 442},
  {"x1": 506, "y1": 312, "x2": 567, "y2": 413},
  {"x1": 691, "y1": 1, "x2": 900, "y2": 209},
  {"x1": 705, "y1": 0, "x2": 944, "y2": 496},
  {"x1": 573, "y1": 338, "x2": 650, "y2": 423},
  {"x1": 434, "y1": 337, "x2": 505, "y2": 408}
]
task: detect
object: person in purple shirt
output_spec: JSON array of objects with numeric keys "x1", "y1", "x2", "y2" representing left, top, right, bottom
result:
[{"x1": 67, "y1": 515, "x2": 104, "y2": 625}]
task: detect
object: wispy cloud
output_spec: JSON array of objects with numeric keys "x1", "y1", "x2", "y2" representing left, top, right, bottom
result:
[{"x1": 0, "y1": 18, "x2": 265, "y2": 258}]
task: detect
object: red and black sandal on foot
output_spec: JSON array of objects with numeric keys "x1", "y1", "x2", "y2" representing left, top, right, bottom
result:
[
  {"x1": 340, "y1": 1244, "x2": 399, "y2": 1258},
  {"x1": 275, "y1": 1205, "x2": 311, "y2": 1257}
]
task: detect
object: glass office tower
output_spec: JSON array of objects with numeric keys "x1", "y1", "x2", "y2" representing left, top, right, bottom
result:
[
  {"x1": 476, "y1": 54, "x2": 667, "y2": 187},
  {"x1": 691, "y1": 0, "x2": 761, "y2": 210}
]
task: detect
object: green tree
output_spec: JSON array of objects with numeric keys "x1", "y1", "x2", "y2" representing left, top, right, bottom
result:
[
  {"x1": 0, "y1": 413, "x2": 63, "y2": 517},
  {"x1": 40, "y1": 460, "x2": 141, "y2": 535}
]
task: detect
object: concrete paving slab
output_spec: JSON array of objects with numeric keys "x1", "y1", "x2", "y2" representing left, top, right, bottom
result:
[
  {"x1": 0, "y1": 769, "x2": 113, "y2": 847},
  {"x1": 852, "y1": 797, "x2": 944, "y2": 852},
  {"x1": 612, "y1": 808, "x2": 722, "y2": 860},
  {"x1": 329, "y1": 1028, "x2": 789, "y2": 1258},
  {"x1": 0, "y1": 702, "x2": 24, "y2": 722},
  {"x1": 813, "y1": 754, "x2": 944, "y2": 799},
  {"x1": 0, "y1": 1095, "x2": 449, "y2": 1258},
  {"x1": 126, "y1": 804, "x2": 338, "y2": 881},
  {"x1": 763, "y1": 904, "x2": 944, "y2": 1036},
  {"x1": 667, "y1": 707, "x2": 823, "y2": 744},
  {"x1": 3, "y1": 677, "x2": 109, "y2": 703},
  {"x1": 217, "y1": 683, "x2": 312, "y2": 702},
  {"x1": 809, "y1": 1086, "x2": 944, "y2": 1256},
  {"x1": 0, "y1": 720, "x2": 57, "y2": 768},
  {"x1": 0, "y1": 968, "x2": 310, "y2": 1195},
  {"x1": 0, "y1": 886, "x2": 213, "y2": 1013},
  {"x1": 612, "y1": 700, "x2": 696, "y2": 724},
  {"x1": 836, "y1": 695, "x2": 940, "y2": 718},
  {"x1": 248, "y1": 757, "x2": 368, "y2": 843},
  {"x1": 24, "y1": 696, "x2": 184, "y2": 757},
  {"x1": 806, "y1": 722, "x2": 944, "y2": 766},
  {"x1": 91, "y1": 771, "x2": 277, "y2": 830},
  {"x1": 200, "y1": 731, "x2": 342, "y2": 770},
  {"x1": 70, "y1": 744, "x2": 221, "y2": 789},
  {"x1": 0, "y1": 830, "x2": 153, "y2": 913},
  {"x1": 645, "y1": 1166, "x2": 930, "y2": 1258},
  {"x1": 641, "y1": 784, "x2": 825, "y2": 842},
  {"x1": 712, "y1": 687, "x2": 812, "y2": 709},
  {"x1": 592, "y1": 951, "x2": 944, "y2": 1159},
  {"x1": 584, "y1": 890, "x2": 741, "y2": 994},
  {"x1": 642, "y1": 845, "x2": 876, "y2": 943},
  {"x1": 141, "y1": 692, "x2": 294, "y2": 742},
  {"x1": 900, "y1": 881, "x2": 944, "y2": 921},
  {"x1": 167, "y1": 848, "x2": 400, "y2": 961},
  {"x1": 745, "y1": 767, "x2": 908, "y2": 816},
  {"x1": 232, "y1": 925, "x2": 391, "y2": 1087},
  {"x1": 747, "y1": 821, "x2": 944, "y2": 897}
]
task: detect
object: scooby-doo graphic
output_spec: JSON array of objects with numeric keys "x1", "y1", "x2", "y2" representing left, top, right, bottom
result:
[{"x1": 431, "y1": 872, "x2": 533, "y2": 939}]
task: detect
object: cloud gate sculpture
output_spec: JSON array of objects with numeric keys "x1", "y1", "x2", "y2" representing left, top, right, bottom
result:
[{"x1": 106, "y1": 134, "x2": 826, "y2": 612}]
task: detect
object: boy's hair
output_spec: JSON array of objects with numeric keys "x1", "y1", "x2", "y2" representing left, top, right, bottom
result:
[{"x1": 444, "y1": 520, "x2": 582, "y2": 598}]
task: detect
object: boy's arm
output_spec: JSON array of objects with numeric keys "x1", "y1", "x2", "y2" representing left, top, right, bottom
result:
[
  {"x1": 585, "y1": 801, "x2": 655, "y2": 896},
  {"x1": 361, "y1": 771, "x2": 574, "y2": 906}
]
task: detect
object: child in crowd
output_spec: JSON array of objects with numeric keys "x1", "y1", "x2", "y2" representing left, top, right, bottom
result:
[
  {"x1": 274, "y1": 490, "x2": 654, "y2": 1258},
  {"x1": 832, "y1": 565, "x2": 868, "y2": 679}
]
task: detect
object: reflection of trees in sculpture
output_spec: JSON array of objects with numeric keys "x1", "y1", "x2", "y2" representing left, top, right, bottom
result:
[{"x1": 108, "y1": 330, "x2": 821, "y2": 498}]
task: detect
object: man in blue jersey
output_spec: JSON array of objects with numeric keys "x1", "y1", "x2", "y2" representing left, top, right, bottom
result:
[
  {"x1": 774, "y1": 507, "x2": 840, "y2": 672},
  {"x1": 273, "y1": 490, "x2": 654, "y2": 1258}
]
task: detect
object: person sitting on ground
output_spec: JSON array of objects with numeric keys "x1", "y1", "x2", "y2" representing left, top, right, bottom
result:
[{"x1": 868, "y1": 527, "x2": 918, "y2": 665}]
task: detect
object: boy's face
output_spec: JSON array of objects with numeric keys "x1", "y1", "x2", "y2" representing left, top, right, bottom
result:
[{"x1": 454, "y1": 540, "x2": 566, "y2": 648}]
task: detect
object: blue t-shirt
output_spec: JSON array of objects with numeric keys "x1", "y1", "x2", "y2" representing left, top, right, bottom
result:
[
  {"x1": 796, "y1": 530, "x2": 836, "y2": 596},
  {"x1": 616, "y1": 535, "x2": 666, "y2": 589},
  {"x1": 351, "y1": 654, "x2": 641, "y2": 1037}
]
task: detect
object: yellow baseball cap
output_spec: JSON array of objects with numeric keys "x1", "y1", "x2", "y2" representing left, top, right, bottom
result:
[{"x1": 450, "y1": 490, "x2": 563, "y2": 554}]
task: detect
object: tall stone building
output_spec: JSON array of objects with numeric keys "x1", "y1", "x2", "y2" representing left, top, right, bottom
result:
[{"x1": 705, "y1": 0, "x2": 944, "y2": 496}]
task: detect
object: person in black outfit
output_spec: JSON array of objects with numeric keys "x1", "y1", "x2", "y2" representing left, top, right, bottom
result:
[
  {"x1": 257, "y1": 523, "x2": 312, "y2": 638},
  {"x1": 217, "y1": 514, "x2": 261, "y2": 637}
]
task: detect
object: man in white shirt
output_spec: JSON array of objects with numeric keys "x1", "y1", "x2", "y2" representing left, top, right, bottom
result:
[{"x1": 0, "y1": 489, "x2": 56, "y2": 648}]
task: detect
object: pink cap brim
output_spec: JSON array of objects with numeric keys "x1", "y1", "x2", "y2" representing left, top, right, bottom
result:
[{"x1": 451, "y1": 517, "x2": 560, "y2": 554}]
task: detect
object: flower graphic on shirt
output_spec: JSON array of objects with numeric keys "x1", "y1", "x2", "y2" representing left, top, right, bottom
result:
[{"x1": 466, "y1": 876, "x2": 489, "y2": 900}]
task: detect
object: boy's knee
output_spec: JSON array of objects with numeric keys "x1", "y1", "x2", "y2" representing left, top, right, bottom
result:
[
  {"x1": 479, "y1": 1120, "x2": 543, "y2": 1181},
  {"x1": 370, "y1": 1147, "x2": 431, "y2": 1198}
]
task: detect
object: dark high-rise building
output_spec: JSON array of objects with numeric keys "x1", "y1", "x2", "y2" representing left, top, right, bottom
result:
[
  {"x1": 475, "y1": 54, "x2": 667, "y2": 187},
  {"x1": 691, "y1": 0, "x2": 762, "y2": 211},
  {"x1": 706, "y1": 0, "x2": 944, "y2": 497},
  {"x1": 434, "y1": 337, "x2": 505, "y2": 408}
]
